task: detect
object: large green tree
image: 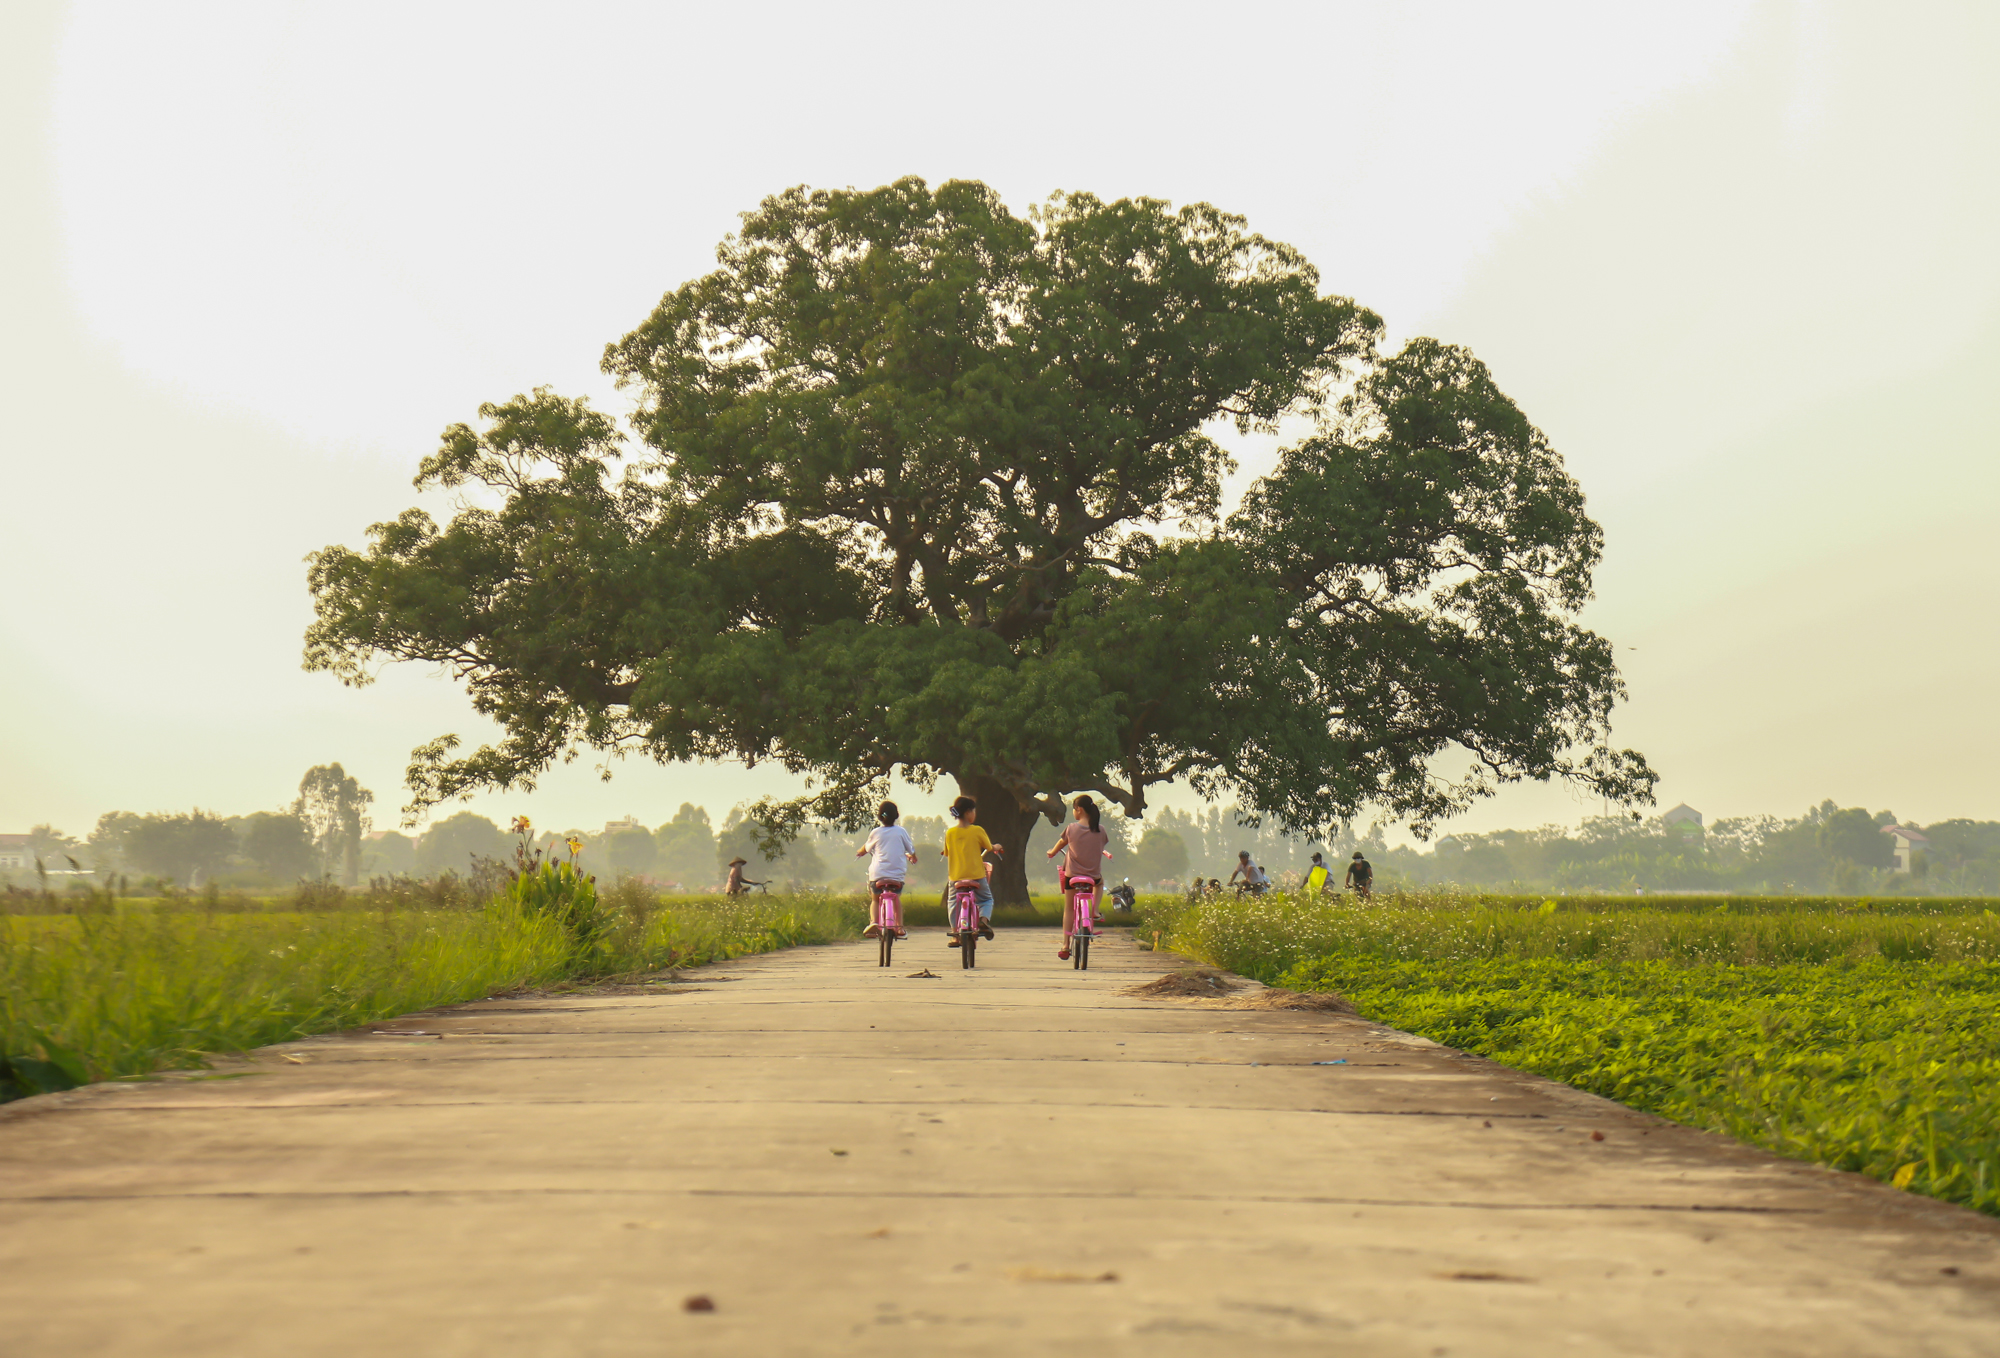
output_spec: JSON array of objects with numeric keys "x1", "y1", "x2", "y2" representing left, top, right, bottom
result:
[
  {"x1": 414, "y1": 811, "x2": 508, "y2": 877},
  {"x1": 293, "y1": 763, "x2": 374, "y2": 886},
  {"x1": 306, "y1": 178, "x2": 1652, "y2": 904},
  {"x1": 239, "y1": 810, "x2": 318, "y2": 881},
  {"x1": 652, "y1": 803, "x2": 717, "y2": 888},
  {"x1": 124, "y1": 811, "x2": 237, "y2": 887},
  {"x1": 1817, "y1": 807, "x2": 1894, "y2": 874}
]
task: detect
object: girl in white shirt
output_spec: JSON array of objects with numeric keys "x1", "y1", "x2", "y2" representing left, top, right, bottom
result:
[{"x1": 856, "y1": 800, "x2": 917, "y2": 937}]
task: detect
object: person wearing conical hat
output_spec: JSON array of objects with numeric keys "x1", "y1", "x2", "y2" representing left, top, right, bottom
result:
[{"x1": 725, "y1": 856, "x2": 764, "y2": 896}]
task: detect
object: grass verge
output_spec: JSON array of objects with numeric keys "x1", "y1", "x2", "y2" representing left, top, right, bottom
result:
[{"x1": 0, "y1": 891, "x2": 863, "y2": 1102}]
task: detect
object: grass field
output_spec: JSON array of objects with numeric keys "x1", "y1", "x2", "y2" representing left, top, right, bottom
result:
[
  {"x1": 0, "y1": 889, "x2": 867, "y2": 1101},
  {"x1": 1153, "y1": 890, "x2": 2000, "y2": 1216}
]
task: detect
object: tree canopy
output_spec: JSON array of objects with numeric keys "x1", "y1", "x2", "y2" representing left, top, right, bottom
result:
[
  {"x1": 122, "y1": 811, "x2": 236, "y2": 886},
  {"x1": 239, "y1": 810, "x2": 318, "y2": 881},
  {"x1": 294, "y1": 763, "x2": 373, "y2": 886},
  {"x1": 306, "y1": 177, "x2": 1652, "y2": 903}
]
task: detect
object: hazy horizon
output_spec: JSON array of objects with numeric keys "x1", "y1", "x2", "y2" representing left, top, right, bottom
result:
[{"x1": 3, "y1": 1, "x2": 1994, "y2": 847}]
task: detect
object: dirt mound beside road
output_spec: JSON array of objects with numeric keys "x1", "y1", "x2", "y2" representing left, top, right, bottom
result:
[
  {"x1": 1124, "y1": 967, "x2": 1356, "y2": 1013},
  {"x1": 1124, "y1": 967, "x2": 1241, "y2": 998}
]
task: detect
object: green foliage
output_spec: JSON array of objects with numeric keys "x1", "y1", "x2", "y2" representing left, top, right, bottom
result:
[
  {"x1": 304, "y1": 177, "x2": 1650, "y2": 907},
  {"x1": 239, "y1": 811, "x2": 318, "y2": 880},
  {"x1": 652, "y1": 803, "x2": 716, "y2": 888},
  {"x1": 715, "y1": 807, "x2": 827, "y2": 887},
  {"x1": 899, "y1": 815, "x2": 948, "y2": 884},
  {"x1": 1128, "y1": 826, "x2": 1190, "y2": 886},
  {"x1": 27, "y1": 825, "x2": 79, "y2": 861},
  {"x1": 1288, "y1": 957, "x2": 2000, "y2": 1216},
  {"x1": 505, "y1": 859, "x2": 607, "y2": 953},
  {"x1": 1380, "y1": 801, "x2": 1981, "y2": 895},
  {"x1": 0, "y1": 890, "x2": 865, "y2": 1102},
  {"x1": 414, "y1": 811, "x2": 508, "y2": 875},
  {"x1": 121, "y1": 811, "x2": 237, "y2": 885},
  {"x1": 293, "y1": 763, "x2": 374, "y2": 886},
  {"x1": 1167, "y1": 895, "x2": 2000, "y2": 969},
  {"x1": 1921, "y1": 820, "x2": 2000, "y2": 892},
  {"x1": 362, "y1": 830, "x2": 416, "y2": 876},
  {"x1": 0, "y1": 905, "x2": 573, "y2": 1093},
  {"x1": 1817, "y1": 806, "x2": 1893, "y2": 873},
  {"x1": 1161, "y1": 892, "x2": 2000, "y2": 1215},
  {"x1": 86, "y1": 811, "x2": 142, "y2": 872},
  {"x1": 600, "y1": 825, "x2": 657, "y2": 877}
]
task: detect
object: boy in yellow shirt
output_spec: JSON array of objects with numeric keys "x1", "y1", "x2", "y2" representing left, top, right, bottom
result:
[{"x1": 942, "y1": 795, "x2": 1000, "y2": 943}]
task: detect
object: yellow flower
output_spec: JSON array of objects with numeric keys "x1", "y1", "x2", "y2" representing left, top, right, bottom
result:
[
  {"x1": 510, "y1": 816, "x2": 532, "y2": 835},
  {"x1": 566, "y1": 836, "x2": 584, "y2": 856}
]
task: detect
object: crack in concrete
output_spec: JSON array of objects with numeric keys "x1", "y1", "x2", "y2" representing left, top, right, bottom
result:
[{"x1": 0, "y1": 1186, "x2": 1826, "y2": 1213}]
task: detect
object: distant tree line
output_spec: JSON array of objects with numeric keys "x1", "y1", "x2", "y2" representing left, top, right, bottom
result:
[
  {"x1": 20, "y1": 784, "x2": 1994, "y2": 897},
  {"x1": 323, "y1": 800, "x2": 2000, "y2": 897},
  {"x1": 1378, "y1": 801, "x2": 2000, "y2": 894},
  {"x1": 18, "y1": 764, "x2": 380, "y2": 890},
  {"x1": 14, "y1": 793, "x2": 1331, "y2": 895}
]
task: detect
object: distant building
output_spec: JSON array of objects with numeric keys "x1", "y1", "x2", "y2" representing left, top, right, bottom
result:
[
  {"x1": 0, "y1": 834, "x2": 30, "y2": 870},
  {"x1": 1432, "y1": 835, "x2": 1463, "y2": 855},
  {"x1": 1882, "y1": 824, "x2": 1929, "y2": 874},
  {"x1": 601, "y1": 816, "x2": 647, "y2": 837},
  {"x1": 1661, "y1": 804, "x2": 1703, "y2": 829}
]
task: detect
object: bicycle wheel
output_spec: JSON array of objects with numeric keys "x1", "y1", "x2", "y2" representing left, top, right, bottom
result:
[
  {"x1": 879, "y1": 930, "x2": 894, "y2": 967},
  {"x1": 1071, "y1": 935, "x2": 1082, "y2": 970},
  {"x1": 1077, "y1": 934, "x2": 1090, "y2": 970},
  {"x1": 961, "y1": 930, "x2": 976, "y2": 968}
]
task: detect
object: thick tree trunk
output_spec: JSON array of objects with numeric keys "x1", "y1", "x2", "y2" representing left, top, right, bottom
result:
[{"x1": 957, "y1": 773, "x2": 1036, "y2": 907}]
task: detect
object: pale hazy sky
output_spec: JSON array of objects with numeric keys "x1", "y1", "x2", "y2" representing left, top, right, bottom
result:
[{"x1": 2, "y1": 1, "x2": 1994, "y2": 844}]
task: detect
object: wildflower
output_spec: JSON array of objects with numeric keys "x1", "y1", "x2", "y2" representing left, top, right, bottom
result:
[
  {"x1": 511, "y1": 816, "x2": 532, "y2": 835},
  {"x1": 566, "y1": 836, "x2": 584, "y2": 860}
]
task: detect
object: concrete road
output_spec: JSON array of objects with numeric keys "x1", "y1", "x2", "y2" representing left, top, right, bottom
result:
[{"x1": 2, "y1": 931, "x2": 1996, "y2": 1356}]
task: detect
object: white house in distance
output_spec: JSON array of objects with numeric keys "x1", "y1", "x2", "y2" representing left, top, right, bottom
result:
[
  {"x1": 1881, "y1": 823, "x2": 1929, "y2": 874},
  {"x1": 0, "y1": 834, "x2": 31, "y2": 871},
  {"x1": 1661, "y1": 804, "x2": 1703, "y2": 840}
]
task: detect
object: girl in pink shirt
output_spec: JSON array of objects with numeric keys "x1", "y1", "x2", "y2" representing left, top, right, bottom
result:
[{"x1": 1045, "y1": 794, "x2": 1110, "y2": 961}]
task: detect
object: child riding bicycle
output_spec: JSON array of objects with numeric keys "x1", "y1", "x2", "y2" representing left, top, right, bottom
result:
[
  {"x1": 856, "y1": 800, "x2": 917, "y2": 938},
  {"x1": 943, "y1": 795, "x2": 1000, "y2": 946},
  {"x1": 1045, "y1": 794, "x2": 1110, "y2": 962}
]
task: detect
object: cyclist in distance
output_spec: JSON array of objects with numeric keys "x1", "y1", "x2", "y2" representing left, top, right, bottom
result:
[
  {"x1": 1229, "y1": 852, "x2": 1271, "y2": 896},
  {"x1": 724, "y1": 856, "x2": 763, "y2": 896},
  {"x1": 943, "y1": 795, "x2": 1000, "y2": 946},
  {"x1": 1345, "y1": 851, "x2": 1374, "y2": 900},
  {"x1": 856, "y1": 800, "x2": 917, "y2": 937},
  {"x1": 1045, "y1": 793, "x2": 1110, "y2": 962}
]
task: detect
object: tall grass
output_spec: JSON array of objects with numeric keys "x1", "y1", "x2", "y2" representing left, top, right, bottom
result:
[
  {"x1": 1156, "y1": 891, "x2": 2000, "y2": 976},
  {"x1": 0, "y1": 889, "x2": 865, "y2": 1101}
]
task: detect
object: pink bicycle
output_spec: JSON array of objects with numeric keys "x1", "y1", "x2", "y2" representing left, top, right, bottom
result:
[
  {"x1": 871, "y1": 881, "x2": 904, "y2": 967},
  {"x1": 950, "y1": 879, "x2": 982, "y2": 968},
  {"x1": 1064, "y1": 875, "x2": 1100, "y2": 970}
]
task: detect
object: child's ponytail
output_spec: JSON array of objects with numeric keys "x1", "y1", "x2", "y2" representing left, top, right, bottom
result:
[
  {"x1": 877, "y1": 800, "x2": 899, "y2": 826},
  {"x1": 1073, "y1": 794, "x2": 1101, "y2": 834}
]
